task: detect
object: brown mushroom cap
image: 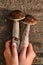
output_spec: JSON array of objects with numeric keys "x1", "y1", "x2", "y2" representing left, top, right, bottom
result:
[
  {"x1": 8, "y1": 10, "x2": 25, "y2": 21},
  {"x1": 21, "y1": 15, "x2": 37, "y2": 25}
]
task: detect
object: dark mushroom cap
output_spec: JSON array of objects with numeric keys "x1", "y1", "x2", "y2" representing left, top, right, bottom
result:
[
  {"x1": 8, "y1": 10, "x2": 25, "y2": 21},
  {"x1": 21, "y1": 15, "x2": 37, "y2": 25}
]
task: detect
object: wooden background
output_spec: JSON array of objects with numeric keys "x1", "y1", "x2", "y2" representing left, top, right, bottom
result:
[{"x1": 0, "y1": 0, "x2": 43, "y2": 65}]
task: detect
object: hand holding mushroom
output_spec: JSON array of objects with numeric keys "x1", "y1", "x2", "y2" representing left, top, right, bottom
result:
[
  {"x1": 4, "y1": 10, "x2": 37, "y2": 65},
  {"x1": 4, "y1": 41, "x2": 36, "y2": 65}
]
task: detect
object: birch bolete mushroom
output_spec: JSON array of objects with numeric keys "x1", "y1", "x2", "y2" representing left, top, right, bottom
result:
[
  {"x1": 21, "y1": 15, "x2": 37, "y2": 47},
  {"x1": 8, "y1": 10, "x2": 25, "y2": 51}
]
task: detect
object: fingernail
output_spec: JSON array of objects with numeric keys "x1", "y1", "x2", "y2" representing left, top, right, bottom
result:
[
  {"x1": 21, "y1": 43, "x2": 27, "y2": 48},
  {"x1": 12, "y1": 43, "x2": 16, "y2": 46},
  {"x1": 29, "y1": 43, "x2": 32, "y2": 46}
]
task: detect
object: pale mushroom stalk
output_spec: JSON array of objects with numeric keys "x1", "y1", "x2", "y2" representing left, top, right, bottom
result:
[
  {"x1": 21, "y1": 24, "x2": 30, "y2": 46},
  {"x1": 12, "y1": 20, "x2": 20, "y2": 49}
]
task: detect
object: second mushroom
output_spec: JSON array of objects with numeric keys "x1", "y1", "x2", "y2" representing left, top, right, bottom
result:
[{"x1": 21, "y1": 15, "x2": 37, "y2": 47}]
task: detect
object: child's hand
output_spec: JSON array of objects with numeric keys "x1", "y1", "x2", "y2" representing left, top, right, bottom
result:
[{"x1": 4, "y1": 41, "x2": 36, "y2": 65}]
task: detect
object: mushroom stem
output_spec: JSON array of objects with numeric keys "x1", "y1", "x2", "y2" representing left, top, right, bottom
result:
[
  {"x1": 13, "y1": 20, "x2": 19, "y2": 39},
  {"x1": 12, "y1": 20, "x2": 20, "y2": 51},
  {"x1": 21, "y1": 24, "x2": 30, "y2": 47}
]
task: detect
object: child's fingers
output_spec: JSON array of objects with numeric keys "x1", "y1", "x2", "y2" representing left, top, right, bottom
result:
[
  {"x1": 4, "y1": 41, "x2": 11, "y2": 58},
  {"x1": 12, "y1": 43, "x2": 18, "y2": 57},
  {"x1": 5, "y1": 40, "x2": 11, "y2": 54},
  {"x1": 26, "y1": 43, "x2": 36, "y2": 58},
  {"x1": 20, "y1": 43, "x2": 27, "y2": 58}
]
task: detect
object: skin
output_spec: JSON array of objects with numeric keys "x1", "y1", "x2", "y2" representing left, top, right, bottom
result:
[{"x1": 4, "y1": 40, "x2": 36, "y2": 65}]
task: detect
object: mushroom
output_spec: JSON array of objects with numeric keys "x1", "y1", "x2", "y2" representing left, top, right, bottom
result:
[
  {"x1": 8, "y1": 10, "x2": 25, "y2": 52},
  {"x1": 21, "y1": 15, "x2": 37, "y2": 47}
]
